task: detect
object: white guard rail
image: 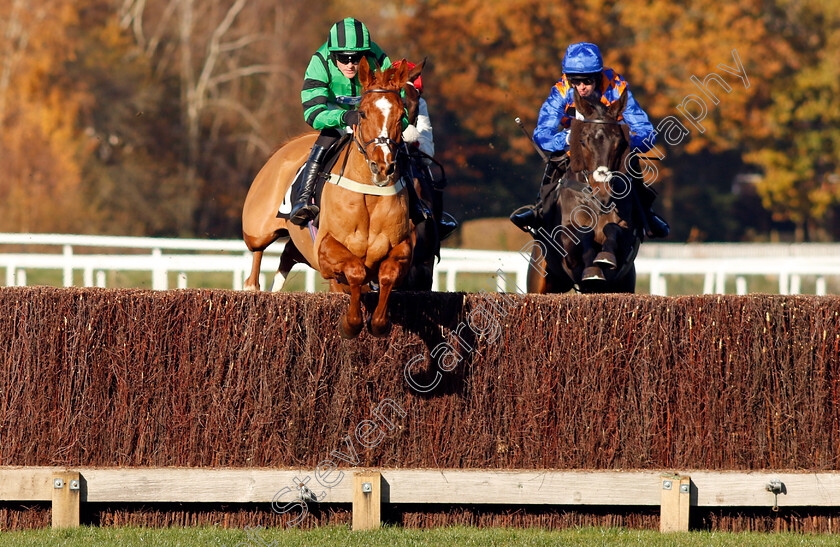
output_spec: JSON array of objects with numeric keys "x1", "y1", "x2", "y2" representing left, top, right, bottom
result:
[{"x1": 0, "y1": 233, "x2": 839, "y2": 295}]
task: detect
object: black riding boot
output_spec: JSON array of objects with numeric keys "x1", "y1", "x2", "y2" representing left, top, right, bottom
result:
[
  {"x1": 416, "y1": 162, "x2": 458, "y2": 240},
  {"x1": 510, "y1": 157, "x2": 565, "y2": 232},
  {"x1": 289, "y1": 144, "x2": 327, "y2": 226},
  {"x1": 405, "y1": 177, "x2": 433, "y2": 226},
  {"x1": 509, "y1": 204, "x2": 540, "y2": 233},
  {"x1": 634, "y1": 180, "x2": 670, "y2": 238}
]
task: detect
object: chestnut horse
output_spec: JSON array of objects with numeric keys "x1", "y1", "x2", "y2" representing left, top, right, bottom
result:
[
  {"x1": 242, "y1": 59, "x2": 412, "y2": 338},
  {"x1": 527, "y1": 87, "x2": 641, "y2": 294}
]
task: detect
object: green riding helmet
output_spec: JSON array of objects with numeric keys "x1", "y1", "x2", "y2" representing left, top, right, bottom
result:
[{"x1": 327, "y1": 18, "x2": 371, "y2": 52}]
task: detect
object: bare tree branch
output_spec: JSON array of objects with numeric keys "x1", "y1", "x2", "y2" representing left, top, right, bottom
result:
[
  {"x1": 206, "y1": 64, "x2": 290, "y2": 88},
  {"x1": 146, "y1": 0, "x2": 178, "y2": 60},
  {"x1": 204, "y1": 98, "x2": 267, "y2": 136},
  {"x1": 118, "y1": 0, "x2": 148, "y2": 49},
  {"x1": 236, "y1": 132, "x2": 273, "y2": 157},
  {"x1": 218, "y1": 33, "x2": 272, "y2": 53},
  {"x1": 131, "y1": 0, "x2": 148, "y2": 50},
  {"x1": 194, "y1": 0, "x2": 247, "y2": 110},
  {"x1": 0, "y1": 0, "x2": 30, "y2": 120}
]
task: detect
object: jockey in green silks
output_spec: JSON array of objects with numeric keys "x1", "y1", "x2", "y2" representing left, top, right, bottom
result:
[{"x1": 290, "y1": 17, "x2": 431, "y2": 227}]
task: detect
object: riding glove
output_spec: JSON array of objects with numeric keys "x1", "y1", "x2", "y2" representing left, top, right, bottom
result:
[{"x1": 342, "y1": 109, "x2": 360, "y2": 127}]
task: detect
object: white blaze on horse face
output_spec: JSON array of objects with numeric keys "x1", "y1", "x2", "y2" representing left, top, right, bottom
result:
[
  {"x1": 592, "y1": 166, "x2": 612, "y2": 183},
  {"x1": 375, "y1": 96, "x2": 393, "y2": 160}
]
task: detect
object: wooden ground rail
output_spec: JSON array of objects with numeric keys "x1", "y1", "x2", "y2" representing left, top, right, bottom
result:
[{"x1": 2, "y1": 468, "x2": 839, "y2": 532}]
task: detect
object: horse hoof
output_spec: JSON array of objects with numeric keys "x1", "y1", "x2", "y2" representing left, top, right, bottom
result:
[
  {"x1": 339, "y1": 318, "x2": 364, "y2": 339},
  {"x1": 594, "y1": 252, "x2": 617, "y2": 269},
  {"x1": 582, "y1": 266, "x2": 606, "y2": 282},
  {"x1": 367, "y1": 317, "x2": 392, "y2": 338}
]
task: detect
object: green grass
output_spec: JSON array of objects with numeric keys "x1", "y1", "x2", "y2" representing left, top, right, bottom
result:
[{"x1": 0, "y1": 526, "x2": 836, "y2": 546}]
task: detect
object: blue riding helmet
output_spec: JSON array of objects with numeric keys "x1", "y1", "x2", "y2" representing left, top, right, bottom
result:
[{"x1": 562, "y1": 42, "x2": 604, "y2": 74}]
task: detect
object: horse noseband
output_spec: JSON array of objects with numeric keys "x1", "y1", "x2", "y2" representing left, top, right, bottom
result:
[
  {"x1": 356, "y1": 135, "x2": 401, "y2": 161},
  {"x1": 366, "y1": 136, "x2": 399, "y2": 148}
]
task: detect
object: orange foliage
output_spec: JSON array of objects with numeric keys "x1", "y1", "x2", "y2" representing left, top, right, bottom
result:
[
  {"x1": 0, "y1": 0, "x2": 837, "y2": 238},
  {"x1": 0, "y1": 0, "x2": 99, "y2": 232}
]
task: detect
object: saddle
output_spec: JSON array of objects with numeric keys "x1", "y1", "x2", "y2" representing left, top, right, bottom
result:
[
  {"x1": 276, "y1": 134, "x2": 352, "y2": 225},
  {"x1": 312, "y1": 135, "x2": 352, "y2": 220}
]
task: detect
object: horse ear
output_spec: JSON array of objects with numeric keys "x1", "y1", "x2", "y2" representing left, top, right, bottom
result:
[
  {"x1": 359, "y1": 56, "x2": 374, "y2": 88},
  {"x1": 393, "y1": 58, "x2": 409, "y2": 89},
  {"x1": 573, "y1": 88, "x2": 595, "y2": 119},
  {"x1": 407, "y1": 58, "x2": 425, "y2": 83},
  {"x1": 608, "y1": 87, "x2": 628, "y2": 120}
]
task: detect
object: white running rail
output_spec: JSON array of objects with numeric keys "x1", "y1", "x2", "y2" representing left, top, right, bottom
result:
[{"x1": 0, "y1": 233, "x2": 838, "y2": 295}]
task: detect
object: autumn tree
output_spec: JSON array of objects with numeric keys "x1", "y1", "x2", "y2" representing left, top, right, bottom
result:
[
  {"x1": 744, "y1": 0, "x2": 840, "y2": 240},
  {"x1": 114, "y1": 0, "x2": 327, "y2": 236},
  {"x1": 395, "y1": 0, "x2": 825, "y2": 239},
  {"x1": 2, "y1": 0, "x2": 837, "y2": 241},
  {"x1": 0, "y1": 0, "x2": 102, "y2": 233}
]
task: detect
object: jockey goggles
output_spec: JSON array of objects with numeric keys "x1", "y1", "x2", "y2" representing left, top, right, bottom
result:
[
  {"x1": 568, "y1": 74, "x2": 597, "y2": 86},
  {"x1": 335, "y1": 51, "x2": 365, "y2": 65}
]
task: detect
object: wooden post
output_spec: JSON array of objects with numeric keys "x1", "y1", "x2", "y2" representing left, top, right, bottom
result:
[
  {"x1": 660, "y1": 473, "x2": 690, "y2": 532},
  {"x1": 52, "y1": 471, "x2": 80, "y2": 528},
  {"x1": 352, "y1": 471, "x2": 381, "y2": 531}
]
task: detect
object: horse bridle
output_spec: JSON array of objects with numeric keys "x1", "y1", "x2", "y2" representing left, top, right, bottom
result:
[
  {"x1": 576, "y1": 118, "x2": 627, "y2": 126},
  {"x1": 352, "y1": 88, "x2": 404, "y2": 162},
  {"x1": 570, "y1": 117, "x2": 629, "y2": 185}
]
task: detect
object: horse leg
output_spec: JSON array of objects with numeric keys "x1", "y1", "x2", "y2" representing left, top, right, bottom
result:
[
  {"x1": 244, "y1": 249, "x2": 264, "y2": 291},
  {"x1": 369, "y1": 239, "x2": 412, "y2": 337},
  {"x1": 615, "y1": 264, "x2": 637, "y2": 294},
  {"x1": 580, "y1": 231, "x2": 605, "y2": 282},
  {"x1": 594, "y1": 222, "x2": 621, "y2": 270},
  {"x1": 527, "y1": 245, "x2": 548, "y2": 294},
  {"x1": 405, "y1": 221, "x2": 434, "y2": 291},
  {"x1": 244, "y1": 230, "x2": 283, "y2": 291},
  {"x1": 270, "y1": 240, "x2": 309, "y2": 292},
  {"x1": 318, "y1": 234, "x2": 367, "y2": 339}
]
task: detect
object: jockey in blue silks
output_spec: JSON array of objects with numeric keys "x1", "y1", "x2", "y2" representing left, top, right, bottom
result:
[{"x1": 510, "y1": 42, "x2": 669, "y2": 238}]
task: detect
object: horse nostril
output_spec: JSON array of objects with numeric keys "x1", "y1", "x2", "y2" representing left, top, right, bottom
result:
[
  {"x1": 385, "y1": 163, "x2": 395, "y2": 176},
  {"x1": 369, "y1": 162, "x2": 379, "y2": 175}
]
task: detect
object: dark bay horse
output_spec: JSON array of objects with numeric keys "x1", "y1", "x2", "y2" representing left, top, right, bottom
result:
[
  {"x1": 399, "y1": 59, "x2": 445, "y2": 290},
  {"x1": 527, "y1": 88, "x2": 641, "y2": 294},
  {"x1": 242, "y1": 58, "x2": 412, "y2": 338}
]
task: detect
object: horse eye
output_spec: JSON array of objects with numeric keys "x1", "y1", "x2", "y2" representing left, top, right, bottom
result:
[{"x1": 359, "y1": 111, "x2": 367, "y2": 119}]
